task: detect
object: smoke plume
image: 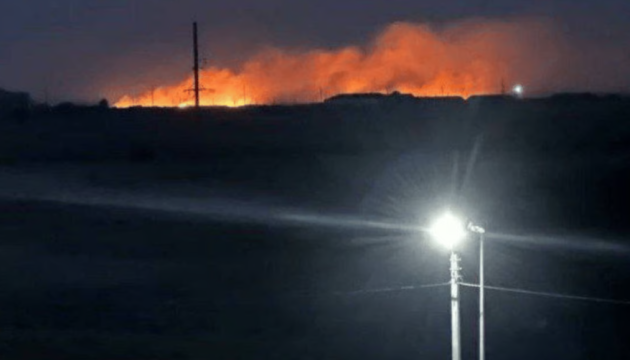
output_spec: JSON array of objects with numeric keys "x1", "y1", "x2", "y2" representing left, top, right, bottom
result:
[{"x1": 114, "y1": 18, "x2": 623, "y2": 107}]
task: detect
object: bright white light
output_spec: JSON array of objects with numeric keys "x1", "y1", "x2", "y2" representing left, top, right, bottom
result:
[
  {"x1": 468, "y1": 223, "x2": 486, "y2": 234},
  {"x1": 178, "y1": 103, "x2": 189, "y2": 109},
  {"x1": 513, "y1": 84, "x2": 524, "y2": 96},
  {"x1": 429, "y1": 212, "x2": 466, "y2": 249}
]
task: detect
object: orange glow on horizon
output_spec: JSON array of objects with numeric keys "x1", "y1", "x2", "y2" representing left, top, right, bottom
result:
[{"x1": 115, "y1": 20, "x2": 554, "y2": 108}]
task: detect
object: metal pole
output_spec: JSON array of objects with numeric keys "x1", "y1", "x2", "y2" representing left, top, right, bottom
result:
[
  {"x1": 193, "y1": 22, "x2": 200, "y2": 109},
  {"x1": 479, "y1": 233, "x2": 485, "y2": 360},
  {"x1": 450, "y1": 251, "x2": 462, "y2": 360}
]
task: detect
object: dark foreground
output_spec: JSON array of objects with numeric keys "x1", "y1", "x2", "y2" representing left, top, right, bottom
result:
[
  {"x1": 1, "y1": 94, "x2": 630, "y2": 358},
  {"x1": 0, "y1": 157, "x2": 628, "y2": 359}
]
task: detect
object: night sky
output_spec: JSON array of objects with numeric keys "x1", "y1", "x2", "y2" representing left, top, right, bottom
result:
[{"x1": 1, "y1": 0, "x2": 629, "y2": 103}]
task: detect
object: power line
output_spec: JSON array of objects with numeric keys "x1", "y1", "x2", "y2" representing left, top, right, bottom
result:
[
  {"x1": 184, "y1": 282, "x2": 450, "y2": 307},
  {"x1": 285, "y1": 282, "x2": 449, "y2": 300},
  {"x1": 460, "y1": 282, "x2": 630, "y2": 306},
  {"x1": 333, "y1": 282, "x2": 450, "y2": 296},
  {"x1": 159, "y1": 281, "x2": 630, "y2": 308}
]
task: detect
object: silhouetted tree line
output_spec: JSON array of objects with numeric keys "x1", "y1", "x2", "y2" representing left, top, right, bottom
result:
[{"x1": 1, "y1": 88, "x2": 629, "y2": 162}]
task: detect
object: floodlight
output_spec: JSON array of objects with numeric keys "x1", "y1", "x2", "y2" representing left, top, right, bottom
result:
[{"x1": 429, "y1": 212, "x2": 466, "y2": 249}]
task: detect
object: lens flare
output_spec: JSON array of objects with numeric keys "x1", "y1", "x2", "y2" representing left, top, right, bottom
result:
[{"x1": 429, "y1": 212, "x2": 467, "y2": 249}]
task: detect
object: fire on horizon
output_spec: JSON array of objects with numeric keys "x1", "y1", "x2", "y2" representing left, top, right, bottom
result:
[{"x1": 114, "y1": 19, "x2": 558, "y2": 108}]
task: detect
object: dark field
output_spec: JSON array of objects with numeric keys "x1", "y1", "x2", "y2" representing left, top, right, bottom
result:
[{"x1": 0, "y1": 95, "x2": 629, "y2": 359}]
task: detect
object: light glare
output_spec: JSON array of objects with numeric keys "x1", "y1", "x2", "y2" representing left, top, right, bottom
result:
[
  {"x1": 513, "y1": 84, "x2": 524, "y2": 95},
  {"x1": 429, "y1": 212, "x2": 466, "y2": 249}
]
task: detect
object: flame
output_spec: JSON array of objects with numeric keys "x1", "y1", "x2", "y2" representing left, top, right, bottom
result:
[{"x1": 115, "y1": 19, "x2": 557, "y2": 108}]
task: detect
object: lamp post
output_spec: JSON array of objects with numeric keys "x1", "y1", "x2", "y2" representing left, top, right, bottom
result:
[
  {"x1": 468, "y1": 223, "x2": 486, "y2": 360},
  {"x1": 429, "y1": 213, "x2": 466, "y2": 360},
  {"x1": 430, "y1": 213, "x2": 486, "y2": 360}
]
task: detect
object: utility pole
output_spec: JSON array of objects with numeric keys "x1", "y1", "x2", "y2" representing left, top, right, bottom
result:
[
  {"x1": 468, "y1": 223, "x2": 486, "y2": 360},
  {"x1": 193, "y1": 21, "x2": 200, "y2": 109},
  {"x1": 450, "y1": 251, "x2": 462, "y2": 360},
  {"x1": 479, "y1": 232, "x2": 485, "y2": 360}
]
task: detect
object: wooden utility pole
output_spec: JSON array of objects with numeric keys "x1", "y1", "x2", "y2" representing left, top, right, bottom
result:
[{"x1": 193, "y1": 22, "x2": 200, "y2": 108}]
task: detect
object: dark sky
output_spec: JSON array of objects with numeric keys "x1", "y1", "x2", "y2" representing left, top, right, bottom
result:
[{"x1": 1, "y1": 0, "x2": 629, "y2": 103}]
